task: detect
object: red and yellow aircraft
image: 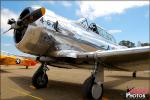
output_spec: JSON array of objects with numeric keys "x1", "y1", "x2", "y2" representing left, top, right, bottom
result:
[{"x1": 0, "y1": 54, "x2": 38, "y2": 69}]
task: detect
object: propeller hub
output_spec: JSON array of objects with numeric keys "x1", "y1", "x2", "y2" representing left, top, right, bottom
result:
[{"x1": 8, "y1": 18, "x2": 16, "y2": 25}]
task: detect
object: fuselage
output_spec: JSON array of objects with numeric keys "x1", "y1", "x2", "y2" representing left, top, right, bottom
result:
[
  {"x1": 15, "y1": 7, "x2": 125, "y2": 57},
  {"x1": 11, "y1": 7, "x2": 149, "y2": 71}
]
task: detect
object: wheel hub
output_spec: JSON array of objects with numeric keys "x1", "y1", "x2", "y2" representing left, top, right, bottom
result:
[
  {"x1": 92, "y1": 84, "x2": 102, "y2": 99},
  {"x1": 37, "y1": 75, "x2": 46, "y2": 85}
]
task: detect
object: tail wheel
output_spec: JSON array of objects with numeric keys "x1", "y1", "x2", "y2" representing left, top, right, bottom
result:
[{"x1": 32, "y1": 71, "x2": 48, "y2": 89}]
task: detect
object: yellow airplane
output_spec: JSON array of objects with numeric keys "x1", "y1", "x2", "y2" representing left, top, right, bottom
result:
[{"x1": 0, "y1": 54, "x2": 38, "y2": 69}]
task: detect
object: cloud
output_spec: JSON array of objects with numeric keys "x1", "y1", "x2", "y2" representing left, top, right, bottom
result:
[
  {"x1": 1, "y1": 50, "x2": 9, "y2": 55},
  {"x1": 61, "y1": 1, "x2": 72, "y2": 7},
  {"x1": 76, "y1": 1, "x2": 149, "y2": 20},
  {"x1": 32, "y1": 1, "x2": 55, "y2": 6},
  {"x1": 108, "y1": 29, "x2": 122, "y2": 34},
  {"x1": 3, "y1": 43, "x2": 12, "y2": 46},
  {"x1": 104, "y1": 16, "x2": 112, "y2": 22},
  {"x1": 41, "y1": 1, "x2": 72, "y2": 7},
  {"x1": 1, "y1": 8, "x2": 18, "y2": 36},
  {"x1": 40, "y1": 0, "x2": 72, "y2": 7},
  {"x1": 47, "y1": 1, "x2": 55, "y2": 5}
]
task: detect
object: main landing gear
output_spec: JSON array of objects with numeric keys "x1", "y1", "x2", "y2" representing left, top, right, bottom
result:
[
  {"x1": 32, "y1": 60, "x2": 104, "y2": 100},
  {"x1": 83, "y1": 62, "x2": 104, "y2": 100},
  {"x1": 32, "y1": 62, "x2": 49, "y2": 89},
  {"x1": 26, "y1": 66, "x2": 28, "y2": 69},
  {"x1": 132, "y1": 71, "x2": 136, "y2": 78}
]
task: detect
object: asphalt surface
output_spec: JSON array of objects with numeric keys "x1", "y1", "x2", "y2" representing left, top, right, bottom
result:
[{"x1": 0, "y1": 64, "x2": 150, "y2": 100}]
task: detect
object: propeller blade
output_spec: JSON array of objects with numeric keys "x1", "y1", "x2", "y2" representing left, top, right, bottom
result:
[
  {"x1": 29, "y1": 7, "x2": 46, "y2": 22},
  {"x1": 3, "y1": 28, "x2": 12, "y2": 34},
  {"x1": 20, "y1": 7, "x2": 46, "y2": 24}
]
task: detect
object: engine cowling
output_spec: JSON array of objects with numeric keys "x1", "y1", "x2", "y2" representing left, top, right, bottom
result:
[
  {"x1": 14, "y1": 7, "x2": 55, "y2": 56},
  {"x1": 15, "y1": 25, "x2": 55, "y2": 56}
]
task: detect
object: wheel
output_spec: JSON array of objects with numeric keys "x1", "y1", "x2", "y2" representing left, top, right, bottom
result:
[
  {"x1": 132, "y1": 71, "x2": 136, "y2": 78},
  {"x1": 83, "y1": 76, "x2": 103, "y2": 100},
  {"x1": 26, "y1": 66, "x2": 28, "y2": 69},
  {"x1": 32, "y1": 70, "x2": 48, "y2": 89},
  {"x1": 83, "y1": 76, "x2": 95, "y2": 98}
]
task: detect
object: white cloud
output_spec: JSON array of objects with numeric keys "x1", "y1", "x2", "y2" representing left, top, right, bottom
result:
[
  {"x1": 104, "y1": 16, "x2": 112, "y2": 22},
  {"x1": 1, "y1": 50, "x2": 9, "y2": 55},
  {"x1": 48, "y1": 1, "x2": 55, "y2": 4},
  {"x1": 76, "y1": 1, "x2": 149, "y2": 20},
  {"x1": 34, "y1": 1, "x2": 55, "y2": 6},
  {"x1": 108, "y1": 29, "x2": 122, "y2": 34},
  {"x1": 61, "y1": 1, "x2": 72, "y2": 7},
  {"x1": 43, "y1": 1, "x2": 72, "y2": 7},
  {"x1": 1, "y1": 8, "x2": 18, "y2": 36},
  {"x1": 3, "y1": 43, "x2": 12, "y2": 46}
]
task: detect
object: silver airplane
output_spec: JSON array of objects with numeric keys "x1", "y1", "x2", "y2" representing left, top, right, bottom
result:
[{"x1": 4, "y1": 6, "x2": 150, "y2": 100}]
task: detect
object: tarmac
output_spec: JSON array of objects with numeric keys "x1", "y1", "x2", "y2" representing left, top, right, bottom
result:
[{"x1": 0, "y1": 64, "x2": 150, "y2": 100}]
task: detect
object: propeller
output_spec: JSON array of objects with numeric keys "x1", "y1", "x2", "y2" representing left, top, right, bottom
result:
[{"x1": 3, "y1": 7, "x2": 46, "y2": 34}]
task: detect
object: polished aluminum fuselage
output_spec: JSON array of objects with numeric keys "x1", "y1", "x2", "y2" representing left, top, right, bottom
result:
[
  {"x1": 15, "y1": 8, "x2": 149, "y2": 71},
  {"x1": 16, "y1": 9, "x2": 122, "y2": 55}
]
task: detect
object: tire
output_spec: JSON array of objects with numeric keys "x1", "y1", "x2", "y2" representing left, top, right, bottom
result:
[
  {"x1": 26, "y1": 66, "x2": 28, "y2": 69},
  {"x1": 32, "y1": 70, "x2": 48, "y2": 89},
  {"x1": 83, "y1": 76, "x2": 95, "y2": 98},
  {"x1": 83, "y1": 76, "x2": 103, "y2": 100},
  {"x1": 133, "y1": 72, "x2": 136, "y2": 78}
]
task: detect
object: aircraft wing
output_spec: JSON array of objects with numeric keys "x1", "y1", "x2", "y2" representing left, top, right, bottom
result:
[{"x1": 55, "y1": 46, "x2": 150, "y2": 71}]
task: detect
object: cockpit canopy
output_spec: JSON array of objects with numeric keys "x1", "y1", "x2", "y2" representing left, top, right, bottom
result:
[
  {"x1": 78, "y1": 18, "x2": 116, "y2": 44},
  {"x1": 77, "y1": 18, "x2": 89, "y2": 29}
]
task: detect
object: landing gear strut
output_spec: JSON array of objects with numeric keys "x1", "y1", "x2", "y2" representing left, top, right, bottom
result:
[
  {"x1": 83, "y1": 61, "x2": 104, "y2": 100},
  {"x1": 32, "y1": 62, "x2": 49, "y2": 89},
  {"x1": 26, "y1": 66, "x2": 28, "y2": 69}
]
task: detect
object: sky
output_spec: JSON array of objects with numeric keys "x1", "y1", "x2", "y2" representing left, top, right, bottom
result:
[{"x1": 1, "y1": 1, "x2": 149, "y2": 56}]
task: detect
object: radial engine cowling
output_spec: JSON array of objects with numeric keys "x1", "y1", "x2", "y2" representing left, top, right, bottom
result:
[
  {"x1": 14, "y1": 7, "x2": 55, "y2": 56},
  {"x1": 15, "y1": 25, "x2": 55, "y2": 56}
]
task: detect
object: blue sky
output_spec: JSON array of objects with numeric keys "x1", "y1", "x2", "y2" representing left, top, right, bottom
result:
[{"x1": 1, "y1": 1, "x2": 149, "y2": 56}]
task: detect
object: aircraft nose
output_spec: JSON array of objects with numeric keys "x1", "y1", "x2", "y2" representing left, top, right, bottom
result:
[{"x1": 13, "y1": 7, "x2": 46, "y2": 44}]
